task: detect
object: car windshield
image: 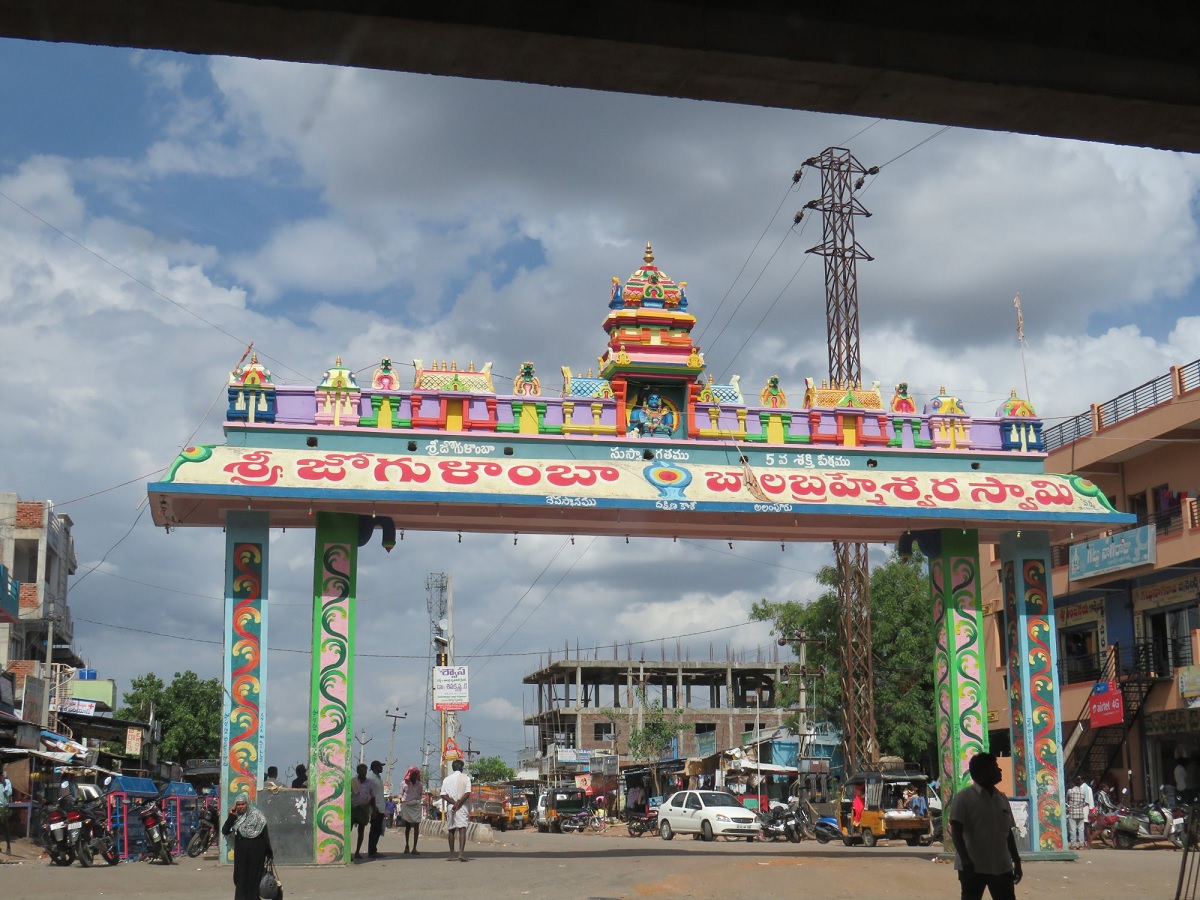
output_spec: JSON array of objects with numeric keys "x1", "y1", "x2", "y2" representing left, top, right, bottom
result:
[{"x1": 698, "y1": 792, "x2": 741, "y2": 808}]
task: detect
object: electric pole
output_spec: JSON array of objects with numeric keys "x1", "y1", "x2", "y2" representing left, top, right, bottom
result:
[
  {"x1": 384, "y1": 709, "x2": 408, "y2": 788},
  {"x1": 801, "y1": 147, "x2": 880, "y2": 773},
  {"x1": 355, "y1": 728, "x2": 373, "y2": 767}
]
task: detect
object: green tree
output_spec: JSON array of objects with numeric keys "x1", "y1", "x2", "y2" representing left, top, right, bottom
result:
[
  {"x1": 608, "y1": 687, "x2": 686, "y2": 795},
  {"x1": 752, "y1": 549, "x2": 936, "y2": 770},
  {"x1": 113, "y1": 670, "x2": 223, "y2": 765},
  {"x1": 471, "y1": 755, "x2": 516, "y2": 783}
]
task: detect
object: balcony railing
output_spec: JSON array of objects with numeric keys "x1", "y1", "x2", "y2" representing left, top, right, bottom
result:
[
  {"x1": 1042, "y1": 355, "x2": 1200, "y2": 452},
  {"x1": 1122, "y1": 638, "x2": 1193, "y2": 680}
]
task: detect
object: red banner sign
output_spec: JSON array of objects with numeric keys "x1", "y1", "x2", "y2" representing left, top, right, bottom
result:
[{"x1": 1090, "y1": 681, "x2": 1123, "y2": 728}]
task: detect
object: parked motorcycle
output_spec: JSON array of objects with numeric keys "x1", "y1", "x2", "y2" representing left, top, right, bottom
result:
[
  {"x1": 187, "y1": 803, "x2": 221, "y2": 857},
  {"x1": 1089, "y1": 788, "x2": 1120, "y2": 847},
  {"x1": 1113, "y1": 789, "x2": 1184, "y2": 850},
  {"x1": 758, "y1": 804, "x2": 801, "y2": 842},
  {"x1": 136, "y1": 794, "x2": 177, "y2": 864},
  {"x1": 76, "y1": 780, "x2": 121, "y2": 867},
  {"x1": 40, "y1": 797, "x2": 78, "y2": 866},
  {"x1": 626, "y1": 809, "x2": 659, "y2": 837}
]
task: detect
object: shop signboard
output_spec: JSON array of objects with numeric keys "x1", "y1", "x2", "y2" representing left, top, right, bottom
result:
[
  {"x1": 1089, "y1": 681, "x2": 1123, "y2": 728},
  {"x1": 433, "y1": 665, "x2": 469, "y2": 711},
  {"x1": 1179, "y1": 665, "x2": 1200, "y2": 698},
  {"x1": 125, "y1": 727, "x2": 143, "y2": 755},
  {"x1": 1070, "y1": 525, "x2": 1155, "y2": 581}
]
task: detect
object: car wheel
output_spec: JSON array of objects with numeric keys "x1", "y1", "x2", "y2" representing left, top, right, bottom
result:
[
  {"x1": 660, "y1": 820, "x2": 674, "y2": 841},
  {"x1": 861, "y1": 830, "x2": 877, "y2": 848},
  {"x1": 701, "y1": 821, "x2": 715, "y2": 842}
]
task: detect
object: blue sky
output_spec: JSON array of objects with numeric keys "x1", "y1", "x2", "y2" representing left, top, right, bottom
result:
[{"x1": 2, "y1": 36, "x2": 1200, "y2": 776}]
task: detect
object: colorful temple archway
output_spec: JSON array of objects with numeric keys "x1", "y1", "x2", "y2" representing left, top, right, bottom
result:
[{"x1": 151, "y1": 244, "x2": 1130, "y2": 862}]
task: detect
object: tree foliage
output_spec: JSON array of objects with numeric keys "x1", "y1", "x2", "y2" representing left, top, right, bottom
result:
[
  {"x1": 114, "y1": 670, "x2": 223, "y2": 765},
  {"x1": 471, "y1": 755, "x2": 516, "y2": 783},
  {"x1": 608, "y1": 687, "x2": 686, "y2": 795},
  {"x1": 751, "y1": 549, "x2": 936, "y2": 770}
]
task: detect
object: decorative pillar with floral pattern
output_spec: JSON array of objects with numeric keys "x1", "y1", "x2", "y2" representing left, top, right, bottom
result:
[
  {"x1": 1001, "y1": 529, "x2": 1068, "y2": 854},
  {"x1": 924, "y1": 528, "x2": 989, "y2": 844},
  {"x1": 220, "y1": 510, "x2": 269, "y2": 864},
  {"x1": 310, "y1": 512, "x2": 358, "y2": 864}
]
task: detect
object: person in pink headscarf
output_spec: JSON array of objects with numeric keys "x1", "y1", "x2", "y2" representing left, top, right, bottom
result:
[{"x1": 399, "y1": 766, "x2": 424, "y2": 854}]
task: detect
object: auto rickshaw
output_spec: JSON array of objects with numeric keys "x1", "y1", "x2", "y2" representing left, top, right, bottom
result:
[{"x1": 838, "y1": 769, "x2": 934, "y2": 846}]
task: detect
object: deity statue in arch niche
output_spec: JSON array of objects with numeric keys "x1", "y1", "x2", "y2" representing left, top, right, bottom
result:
[{"x1": 627, "y1": 388, "x2": 679, "y2": 438}]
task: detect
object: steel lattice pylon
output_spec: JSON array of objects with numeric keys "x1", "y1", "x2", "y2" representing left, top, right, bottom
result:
[{"x1": 803, "y1": 147, "x2": 879, "y2": 772}]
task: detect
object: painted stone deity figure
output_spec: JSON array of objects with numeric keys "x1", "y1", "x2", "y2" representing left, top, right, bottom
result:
[{"x1": 628, "y1": 391, "x2": 676, "y2": 437}]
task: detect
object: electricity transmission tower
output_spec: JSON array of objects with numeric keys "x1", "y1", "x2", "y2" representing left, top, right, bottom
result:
[{"x1": 801, "y1": 147, "x2": 879, "y2": 772}]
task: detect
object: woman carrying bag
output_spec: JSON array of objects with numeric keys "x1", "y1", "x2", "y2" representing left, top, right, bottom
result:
[{"x1": 221, "y1": 793, "x2": 274, "y2": 900}]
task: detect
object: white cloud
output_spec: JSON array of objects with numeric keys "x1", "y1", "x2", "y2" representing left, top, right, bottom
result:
[{"x1": 0, "y1": 42, "x2": 1197, "y2": 773}]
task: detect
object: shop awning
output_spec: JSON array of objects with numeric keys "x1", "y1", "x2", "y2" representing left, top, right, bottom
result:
[{"x1": 1, "y1": 747, "x2": 77, "y2": 764}]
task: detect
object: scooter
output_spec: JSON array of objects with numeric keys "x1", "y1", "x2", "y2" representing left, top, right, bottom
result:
[
  {"x1": 187, "y1": 802, "x2": 221, "y2": 857},
  {"x1": 136, "y1": 794, "x2": 177, "y2": 864},
  {"x1": 813, "y1": 815, "x2": 841, "y2": 844},
  {"x1": 1113, "y1": 789, "x2": 1185, "y2": 850}
]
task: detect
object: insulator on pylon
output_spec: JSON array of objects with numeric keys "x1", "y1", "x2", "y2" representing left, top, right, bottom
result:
[
  {"x1": 793, "y1": 211, "x2": 804, "y2": 225},
  {"x1": 792, "y1": 169, "x2": 803, "y2": 183}
]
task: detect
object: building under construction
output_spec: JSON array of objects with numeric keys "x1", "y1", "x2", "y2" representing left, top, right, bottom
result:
[{"x1": 523, "y1": 651, "x2": 789, "y2": 765}]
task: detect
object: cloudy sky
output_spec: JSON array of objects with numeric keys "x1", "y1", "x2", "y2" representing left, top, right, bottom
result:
[{"x1": 3, "y1": 37, "x2": 1199, "y2": 780}]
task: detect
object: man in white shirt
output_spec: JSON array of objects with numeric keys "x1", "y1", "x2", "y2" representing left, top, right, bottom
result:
[
  {"x1": 367, "y1": 760, "x2": 387, "y2": 858},
  {"x1": 440, "y1": 760, "x2": 472, "y2": 861},
  {"x1": 0, "y1": 766, "x2": 12, "y2": 855},
  {"x1": 949, "y1": 752, "x2": 1023, "y2": 900}
]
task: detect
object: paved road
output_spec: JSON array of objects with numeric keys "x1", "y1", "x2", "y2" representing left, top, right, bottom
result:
[{"x1": 0, "y1": 824, "x2": 1187, "y2": 899}]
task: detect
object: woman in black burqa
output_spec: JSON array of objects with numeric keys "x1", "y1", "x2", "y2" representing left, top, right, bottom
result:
[{"x1": 222, "y1": 792, "x2": 274, "y2": 900}]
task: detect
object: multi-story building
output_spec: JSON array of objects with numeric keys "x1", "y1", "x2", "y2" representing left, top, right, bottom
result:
[
  {"x1": 0, "y1": 493, "x2": 82, "y2": 713},
  {"x1": 980, "y1": 357, "x2": 1200, "y2": 802},
  {"x1": 523, "y1": 653, "x2": 790, "y2": 780}
]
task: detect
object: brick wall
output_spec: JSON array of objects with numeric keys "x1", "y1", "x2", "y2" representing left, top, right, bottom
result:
[
  {"x1": 19, "y1": 583, "x2": 38, "y2": 609},
  {"x1": 15, "y1": 502, "x2": 44, "y2": 528},
  {"x1": 6, "y1": 658, "x2": 38, "y2": 695}
]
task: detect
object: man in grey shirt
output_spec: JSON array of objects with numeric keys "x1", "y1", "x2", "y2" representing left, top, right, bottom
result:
[{"x1": 949, "y1": 752, "x2": 1023, "y2": 900}]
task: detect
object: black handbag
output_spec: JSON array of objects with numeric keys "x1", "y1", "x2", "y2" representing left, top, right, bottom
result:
[{"x1": 259, "y1": 858, "x2": 283, "y2": 900}]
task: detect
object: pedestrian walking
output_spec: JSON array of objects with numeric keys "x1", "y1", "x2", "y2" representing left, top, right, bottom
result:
[
  {"x1": 367, "y1": 760, "x2": 387, "y2": 858},
  {"x1": 400, "y1": 766, "x2": 423, "y2": 854},
  {"x1": 948, "y1": 752, "x2": 1023, "y2": 900},
  {"x1": 1066, "y1": 775, "x2": 1088, "y2": 849},
  {"x1": 0, "y1": 766, "x2": 13, "y2": 855},
  {"x1": 221, "y1": 793, "x2": 274, "y2": 900},
  {"x1": 350, "y1": 763, "x2": 375, "y2": 860},
  {"x1": 440, "y1": 759, "x2": 472, "y2": 862}
]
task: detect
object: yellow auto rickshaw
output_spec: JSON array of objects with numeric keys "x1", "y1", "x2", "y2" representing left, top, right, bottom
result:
[{"x1": 838, "y1": 769, "x2": 934, "y2": 847}]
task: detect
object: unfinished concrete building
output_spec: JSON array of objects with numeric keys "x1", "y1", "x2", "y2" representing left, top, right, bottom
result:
[{"x1": 523, "y1": 652, "x2": 788, "y2": 763}]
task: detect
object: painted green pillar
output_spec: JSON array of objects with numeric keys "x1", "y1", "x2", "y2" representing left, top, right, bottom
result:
[
  {"x1": 310, "y1": 512, "x2": 359, "y2": 864},
  {"x1": 220, "y1": 510, "x2": 269, "y2": 865},
  {"x1": 924, "y1": 529, "x2": 989, "y2": 824},
  {"x1": 1000, "y1": 529, "x2": 1069, "y2": 856}
]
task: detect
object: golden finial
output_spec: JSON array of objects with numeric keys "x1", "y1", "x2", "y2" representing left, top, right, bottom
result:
[
  {"x1": 451, "y1": 360, "x2": 457, "y2": 371},
  {"x1": 250, "y1": 353, "x2": 258, "y2": 363},
  {"x1": 468, "y1": 361, "x2": 476, "y2": 372},
  {"x1": 588, "y1": 368, "x2": 594, "y2": 378},
  {"x1": 335, "y1": 356, "x2": 342, "y2": 367},
  {"x1": 940, "y1": 385, "x2": 947, "y2": 395},
  {"x1": 644, "y1": 242, "x2": 654, "y2": 264}
]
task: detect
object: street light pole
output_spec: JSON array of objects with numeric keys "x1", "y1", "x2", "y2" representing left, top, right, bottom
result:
[{"x1": 384, "y1": 709, "x2": 408, "y2": 788}]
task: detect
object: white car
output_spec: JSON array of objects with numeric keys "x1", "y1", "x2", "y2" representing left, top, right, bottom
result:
[{"x1": 658, "y1": 790, "x2": 762, "y2": 842}]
